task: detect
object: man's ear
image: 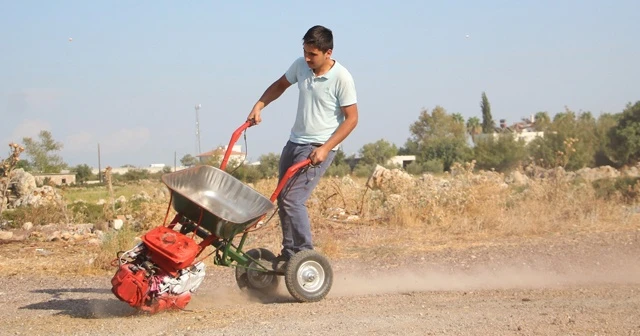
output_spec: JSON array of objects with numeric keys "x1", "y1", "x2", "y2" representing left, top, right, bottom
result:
[{"x1": 325, "y1": 49, "x2": 333, "y2": 59}]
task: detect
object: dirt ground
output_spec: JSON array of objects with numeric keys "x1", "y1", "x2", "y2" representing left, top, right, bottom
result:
[{"x1": 1, "y1": 228, "x2": 639, "y2": 336}]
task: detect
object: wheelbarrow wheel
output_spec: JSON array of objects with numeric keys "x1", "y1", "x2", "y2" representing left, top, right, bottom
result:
[
  {"x1": 235, "y1": 248, "x2": 279, "y2": 297},
  {"x1": 284, "y1": 250, "x2": 333, "y2": 303}
]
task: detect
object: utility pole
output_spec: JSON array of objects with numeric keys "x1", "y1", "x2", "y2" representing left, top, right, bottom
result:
[
  {"x1": 195, "y1": 104, "x2": 202, "y2": 156},
  {"x1": 97, "y1": 143, "x2": 102, "y2": 183}
]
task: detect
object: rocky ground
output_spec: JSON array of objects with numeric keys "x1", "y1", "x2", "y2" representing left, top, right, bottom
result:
[{"x1": 0, "y1": 228, "x2": 638, "y2": 336}]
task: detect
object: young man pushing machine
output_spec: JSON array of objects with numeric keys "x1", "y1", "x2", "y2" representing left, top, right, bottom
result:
[{"x1": 247, "y1": 25, "x2": 359, "y2": 271}]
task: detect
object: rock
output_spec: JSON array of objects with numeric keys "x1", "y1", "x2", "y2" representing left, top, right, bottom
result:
[
  {"x1": 110, "y1": 219, "x2": 124, "y2": 230},
  {"x1": 116, "y1": 195, "x2": 127, "y2": 203},
  {"x1": 366, "y1": 165, "x2": 414, "y2": 193},
  {"x1": 0, "y1": 231, "x2": 13, "y2": 240},
  {"x1": 505, "y1": 171, "x2": 529, "y2": 185},
  {"x1": 48, "y1": 231, "x2": 61, "y2": 242},
  {"x1": 575, "y1": 166, "x2": 620, "y2": 181},
  {"x1": 131, "y1": 191, "x2": 151, "y2": 202},
  {"x1": 326, "y1": 207, "x2": 346, "y2": 219},
  {"x1": 96, "y1": 199, "x2": 106, "y2": 205},
  {"x1": 623, "y1": 166, "x2": 639, "y2": 178},
  {"x1": 341, "y1": 176, "x2": 359, "y2": 189},
  {"x1": 73, "y1": 223, "x2": 94, "y2": 235},
  {"x1": 87, "y1": 238, "x2": 102, "y2": 246},
  {"x1": 13, "y1": 185, "x2": 62, "y2": 208},
  {"x1": 22, "y1": 222, "x2": 33, "y2": 231},
  {"x1": 10, "y1": 169, "x2": 37, "y2": 198}
]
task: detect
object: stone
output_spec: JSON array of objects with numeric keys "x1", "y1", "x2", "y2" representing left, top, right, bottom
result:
[
  {"x1": 111, "y1": 219, "x2": 124, "y2": 230},
  {"x1": 0, "y1": 231, "x2": 13, "y2": 240},
  {"x1": 22, "y1": 222, "x2": 33, "y2": 231}
]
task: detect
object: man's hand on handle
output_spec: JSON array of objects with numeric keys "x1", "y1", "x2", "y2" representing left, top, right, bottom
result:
[
  {"x1": 247, "y1": 107, "x2": 262, "y2": 125},
  {"x1": 309, "y1": 146, "x2": 330, "y2": 165}
]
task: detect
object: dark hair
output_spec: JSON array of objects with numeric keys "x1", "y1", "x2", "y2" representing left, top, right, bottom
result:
[{"x1": 303, "y1": 25, "x2": 333, "y2": 52}]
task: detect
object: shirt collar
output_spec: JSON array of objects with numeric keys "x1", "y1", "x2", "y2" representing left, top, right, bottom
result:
[{"x1": 309, "y1": 59, "x2": 337, "y2": 79}]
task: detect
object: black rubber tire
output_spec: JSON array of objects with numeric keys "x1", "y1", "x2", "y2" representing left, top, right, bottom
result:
[
  {"x1": 284, "y1": 250, "x2": 333, "y2": 303},
  {"x1": 235, "y1": 248, "x2": 279, "y2": 296}
]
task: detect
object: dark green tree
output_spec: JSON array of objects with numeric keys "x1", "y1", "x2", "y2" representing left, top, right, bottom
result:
[
  {"x1": 73, "y1": 164, "x2": 93, "y2": 183},
  {"x1": 481, "y1": 92, "x2": 495, "y2": 133},
  {"x1": 608, "y1": 101, "x2": 640, "y2": 165},
  {"x1": 359, "y1": 139, "x2": 398, "y2": 166},
  {"x1": 404, "y1": 106, "x2": 470, "y2": 171},
  {"x1": 474, "y1": 134, "x2": 528, "y2": 172}
]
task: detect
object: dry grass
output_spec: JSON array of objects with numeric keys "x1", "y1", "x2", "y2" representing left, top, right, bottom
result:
[
  {"x1": 233, "y1": 164, "x2": 638, "y2": 261},
  {"x1": 65, "y1": 164, "x2": 638, "y2": 272}
]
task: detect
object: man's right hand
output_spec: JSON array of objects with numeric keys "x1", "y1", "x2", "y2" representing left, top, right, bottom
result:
[{"x1": 247, "y1": 106, "x2": 262, "y2": 125}]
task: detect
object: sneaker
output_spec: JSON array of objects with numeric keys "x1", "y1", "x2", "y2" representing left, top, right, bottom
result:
[{"x1": 272, "y1": 254, "x2": 289, "y2": 272}]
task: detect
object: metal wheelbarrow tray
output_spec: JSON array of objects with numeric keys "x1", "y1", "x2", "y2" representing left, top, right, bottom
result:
[{"x1": 161, "y1": 165, "x2": 276, "y2": 239}]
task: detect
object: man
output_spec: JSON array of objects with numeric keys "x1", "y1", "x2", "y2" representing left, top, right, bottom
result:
[{"x1": 247, "y1": 25, "x2": 358, "y2": 270}]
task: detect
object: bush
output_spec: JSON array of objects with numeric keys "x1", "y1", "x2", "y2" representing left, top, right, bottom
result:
[
  {"x1": 474, "y1": 134, "x2": 527, "y2": 172},
  {"x1": 405, "y1": 160, "x2": 444, "y2": 175},
  {"x1": 353, "y1": 164, "x2": 375, "y2": 178},
  {"x1": 591, "y1": 176, "x2": 640, "y2": 203},
  {"x1": 325, "y1": 163, "x2": 351, "y2": 177},
  {"x1": 0, "y1": 204, "x2": 68, "y2": 227}
]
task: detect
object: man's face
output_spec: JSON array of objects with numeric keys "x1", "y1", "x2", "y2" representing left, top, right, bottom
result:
[{"x1": 303, "y1": 44, "x2": 332, "y2": 70}]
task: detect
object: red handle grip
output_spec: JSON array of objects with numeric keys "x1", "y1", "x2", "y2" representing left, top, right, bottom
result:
[
  {"x1": 269, "y1": 158, "x2": 312, "y2": 202},
  {"x1": 220, "y1": 120, "x2": 312, "y2": 201},
  {"x1": 220, "y1": 120, "x2": 254, "y2": 171}
]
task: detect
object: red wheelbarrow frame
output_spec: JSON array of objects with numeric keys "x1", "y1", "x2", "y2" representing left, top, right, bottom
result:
[
  {"x1": 159, "y1": 120, "x2": 312, "y2": 270},
  {"x1": 220, "y1": 120, "x2": 311, "y2": 204}
]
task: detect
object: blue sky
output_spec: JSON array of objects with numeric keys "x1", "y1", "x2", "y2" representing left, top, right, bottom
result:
[{"x1": 2, "y1": 1, "x2": 639, "y2": 168}]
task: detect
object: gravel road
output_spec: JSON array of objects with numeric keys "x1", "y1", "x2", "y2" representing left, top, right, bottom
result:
[{"x1": 1, "y1": 230, "x2": 639, "y2": 335}]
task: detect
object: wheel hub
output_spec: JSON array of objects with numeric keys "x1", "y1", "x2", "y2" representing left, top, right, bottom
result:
[{"x1": 297, "y1": 260, "x2": 325, "y2": 293}]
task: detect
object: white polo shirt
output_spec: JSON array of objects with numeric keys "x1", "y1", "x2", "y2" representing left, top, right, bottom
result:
[{"x1": 284, "y1": 57, "x2": 357, "y2": 146}]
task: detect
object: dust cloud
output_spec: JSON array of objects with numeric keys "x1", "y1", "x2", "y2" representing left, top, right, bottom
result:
[{"x1": 330, "y1": 257, "x2": 640, "y2": 297}]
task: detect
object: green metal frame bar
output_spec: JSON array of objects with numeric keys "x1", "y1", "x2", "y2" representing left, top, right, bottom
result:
[{"x1": 211, "y1": 231, "x2": 272, "y2": 273}]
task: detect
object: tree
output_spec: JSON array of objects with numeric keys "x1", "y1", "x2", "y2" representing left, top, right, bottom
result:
[
  {"x1": 256, "y1": 152, "x2": 280, "y2": 179},
  {"x1": 481, "y1": 92, "x2": 495, "y2": 133},
  {"x1": 73, "y1": 164, "x2": 93, "y2": 183},
  {"x1": 528, "y1": 108, "x2": 598, "y2": 170},
  {"x1": 180, "y1": 154, "x2": 198, "y2": 167},
  {"x1": 594, "y1": 113, "x2": 619, "y2": 166},
  {"x1": 608, "y1": 101, "x2": 640, "y2": 165},
  {"x1": 404, "y1": 106, "x2": 470, "y2": 171},
  {"x1": 22, "y1": 130, "x2": 67, "y2": 173},
  {"x1": 466, "y1": 116, "x2": 482, "y2": 140},
  {"x1": 332, "y1": 148, "x2": 346, "y2": 166},
  {"x1": 452, "y1": 113, "x2": 465, "y2": 124},
  {"x1": 474, "y1": 134, "x2": 528, "y2": 172},
  {"x1": 534, "y1": 112, "x2": 551, "y2": 131},
  {"x1": 359, "y1": 139, "x2": 398, "y2": 166}
]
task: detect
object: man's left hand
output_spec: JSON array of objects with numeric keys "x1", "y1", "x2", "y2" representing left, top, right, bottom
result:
[{"x1": 309, "y1": 146, "x2": 329, "y2": 165}]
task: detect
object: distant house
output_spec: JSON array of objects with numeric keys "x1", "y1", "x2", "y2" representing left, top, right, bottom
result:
[
  {"x1": 196, "y1": 145, "x2": 246, "y2": 165},
  {"x1": 33, "y1": 173, "x2": 76, "y2": 186},
  {"x1": 387, "y1": 155, "x2": 416, "y2": 168},
  {"x1": 474, "y1": 117, "x2": 544, "y2": 145},
  {"x1": 345, "y1": 155, "x2": 417, "y2": 170}
]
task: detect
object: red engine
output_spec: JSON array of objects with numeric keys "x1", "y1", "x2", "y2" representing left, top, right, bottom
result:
[{"x1": 110, "y1": 226, "x2": 206, "y2": 313}]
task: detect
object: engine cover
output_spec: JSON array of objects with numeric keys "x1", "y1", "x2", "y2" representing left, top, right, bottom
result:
[
  {"x1": 142, "y1": 226, "x2": 201, "y2": 274},
  {"x1": 162, "y1": 261, "x2": 207, "y2": 295},
  {"x1": 111, "y1": 264, "x2": 149, "y2": 308}
]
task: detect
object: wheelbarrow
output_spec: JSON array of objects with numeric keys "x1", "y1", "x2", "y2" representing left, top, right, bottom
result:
[{"x1": 110, "y1": 121, "x2": 332, "y2": 313}]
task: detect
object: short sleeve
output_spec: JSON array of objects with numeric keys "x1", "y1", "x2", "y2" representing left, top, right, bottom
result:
[
  {"x1": 337, "y1": 71, "x2": 357, "y2": 107},
  {"x1": 284, "y1": 57, "x2": 302, "y2": 84}
]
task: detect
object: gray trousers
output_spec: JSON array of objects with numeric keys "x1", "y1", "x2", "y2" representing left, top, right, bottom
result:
[{"x1": 277, "y1": 141, "x2": 336, "y2": 258}]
